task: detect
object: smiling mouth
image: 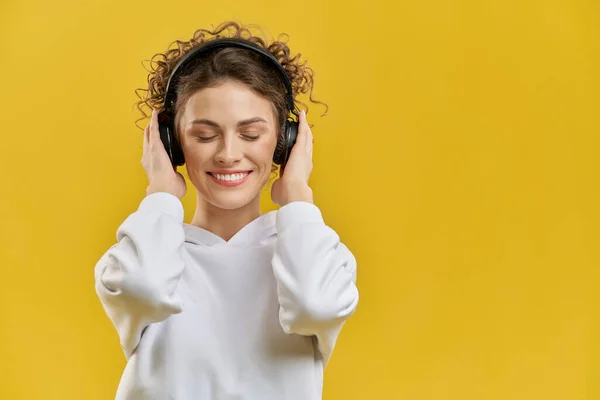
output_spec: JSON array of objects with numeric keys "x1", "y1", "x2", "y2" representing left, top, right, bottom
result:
[{"x1": 207, "y1": 171, "x2": 252, "y2": 186}]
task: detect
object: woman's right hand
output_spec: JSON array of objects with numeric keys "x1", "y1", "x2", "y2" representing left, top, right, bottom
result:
[{"x1": 142, "y1": 109, "x2": 187, "y2": 199}]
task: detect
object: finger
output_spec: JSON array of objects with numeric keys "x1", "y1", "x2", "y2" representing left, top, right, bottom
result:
[
  {"x1": 149, "y1": 109, "x2": 160, "y2": 144},
  {"x1": 300, "y1": 110, "x2": 313, "y2": 156},
  {"x1": 296, "y1": 110, "x2": 308, "y2": 149},
  {"x1": 143, "y1": 125, "x2": 149, "y2": 151}
]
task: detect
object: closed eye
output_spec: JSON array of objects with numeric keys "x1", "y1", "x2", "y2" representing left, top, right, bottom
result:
[
  {"x1": 242, "y1": 134, "x2": 260, "y2": 141},
  {"x1": 195, "y1": 135, "x2": 218, "y2": 142}
]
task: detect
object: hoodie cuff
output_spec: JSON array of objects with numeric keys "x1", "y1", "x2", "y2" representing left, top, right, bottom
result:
[
  {"x1": 138, "y1": 192, "x2": 184, "y2": 222},
  {"x1": 276, "y1": 201, "x2": 324, "y2": 232}
]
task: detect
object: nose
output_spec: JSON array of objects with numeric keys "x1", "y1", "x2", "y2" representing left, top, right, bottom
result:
[{"x1": 214, "y1": 135, "x2": 243, "y2": 165}]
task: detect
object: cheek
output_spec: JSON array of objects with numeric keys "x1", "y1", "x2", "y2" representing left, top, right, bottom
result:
[
  {"x1": 181, "y1": 142, "x2": 212, "y2": 182},
  {"x1": 254, "y1": 135, "x2": 278, "y2": 167},
  {"x1": 180, "y1": 134, "x2": 278, "y2": 170},
  {"x1": 181, "y1": 138, "x2": 210, "y2": 164}
]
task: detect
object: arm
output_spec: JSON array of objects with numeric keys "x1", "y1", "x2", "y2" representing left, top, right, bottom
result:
[
  {"x1": 272, "y1": 201, "x2": 359, "y2": 364},
  {"x1": 94, "y1": 192, "x2": 186, "y2": 359}
]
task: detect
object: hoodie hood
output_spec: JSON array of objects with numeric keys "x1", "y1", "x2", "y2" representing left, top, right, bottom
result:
[{"x1": 182, "y1": 210, "x2": 277, "y2": 247}]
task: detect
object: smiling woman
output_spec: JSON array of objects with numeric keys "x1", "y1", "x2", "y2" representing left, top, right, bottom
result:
[
  {"x1": 177, "y1": 80, "x2": 280, "y2": 213},
  {"x1": 93, "y1": 20, "x2": 359, "y2": 400}
]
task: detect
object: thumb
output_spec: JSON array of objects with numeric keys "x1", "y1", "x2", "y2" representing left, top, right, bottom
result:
[{"x1": 271, "y1": 177, "x2": 283, "y2": 206}]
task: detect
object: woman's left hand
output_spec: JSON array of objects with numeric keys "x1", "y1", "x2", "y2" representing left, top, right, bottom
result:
[{"x1": 271, "y1": 110, "x2": 314, "y2": 206}]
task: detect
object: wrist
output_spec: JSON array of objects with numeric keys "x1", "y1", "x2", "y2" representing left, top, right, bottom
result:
[
  {"x1": 146, "y1": 184, "x2": 181, "y2": 199},
  {"x1": 281, "y1": 183, "x2": 313, "y2": 205}
]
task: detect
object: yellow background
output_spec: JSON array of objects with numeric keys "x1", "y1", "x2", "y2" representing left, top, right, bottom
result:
[{"x1": 1, "y1": 0, "x2": 598, "y2": 399}]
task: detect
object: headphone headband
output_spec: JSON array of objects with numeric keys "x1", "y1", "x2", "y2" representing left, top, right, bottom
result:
[{"x1": 162, "y1": 37, "x2": 296, "y2": 113}]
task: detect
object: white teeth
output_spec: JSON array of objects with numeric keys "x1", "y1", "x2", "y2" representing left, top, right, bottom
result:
[{"x1": 213, "y1": 173, "x2": 248, "y2": 182}]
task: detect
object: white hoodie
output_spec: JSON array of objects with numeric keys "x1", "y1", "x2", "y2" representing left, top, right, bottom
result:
[{"x1": 94, "y1": 192, "x2": 359, "y2": 400}]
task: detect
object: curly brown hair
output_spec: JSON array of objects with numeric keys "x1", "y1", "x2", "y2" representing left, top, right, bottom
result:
[{"x1": 134, "y1": 21, "x2": 327, "y2": 170}]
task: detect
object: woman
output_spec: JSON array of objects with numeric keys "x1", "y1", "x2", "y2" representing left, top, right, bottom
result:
[{"x1": 94, "y1": 21, "x2": 359, "y2": 400}]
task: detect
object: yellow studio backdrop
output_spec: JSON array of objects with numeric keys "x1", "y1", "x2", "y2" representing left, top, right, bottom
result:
[{"x1": 0, "y1": 0, "x2": 598, "y2": 399}]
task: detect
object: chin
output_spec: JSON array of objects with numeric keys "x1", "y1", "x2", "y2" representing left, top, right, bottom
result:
[{"x1": 206, "y1": 192, "x2": 260, "y2": 211}]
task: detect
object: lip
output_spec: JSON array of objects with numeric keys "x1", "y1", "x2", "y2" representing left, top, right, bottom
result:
[
  {"x1": 208, "y1": 170, "x2": 252, "y2": 174},
  {"x1": 207, "y1": 171, "x2": 252, "y2": 187}
]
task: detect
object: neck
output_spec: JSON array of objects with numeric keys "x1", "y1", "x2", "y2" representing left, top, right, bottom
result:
[{"x1": 190, "y1": 193, "x2": 262, "y2": 242}]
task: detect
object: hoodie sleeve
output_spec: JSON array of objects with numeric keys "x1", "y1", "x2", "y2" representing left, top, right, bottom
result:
[
  {"x1": 272, "y1": 201, "x2": 359, "y2": 364},
  {"x1": 94, "y1": 192, "x2": 186, "y2": 359}
]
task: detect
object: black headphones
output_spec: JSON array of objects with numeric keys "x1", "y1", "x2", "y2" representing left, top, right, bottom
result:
[{"x1": 157, "y1": 38, "x2": 299, "y2": 168}]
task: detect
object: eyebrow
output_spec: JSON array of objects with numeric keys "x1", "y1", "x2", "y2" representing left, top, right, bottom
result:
[{"x1": 189, "y1": 117, "x2": 268, "y2": 129}]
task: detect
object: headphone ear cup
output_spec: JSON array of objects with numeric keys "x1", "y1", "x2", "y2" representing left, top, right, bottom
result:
[
  {"x1": 158, "y1": 111, "x2": 185, "y2": 167},
  {"x1": 273, "y1": 124, "x2": 287, "y2": 166},
  {"x1": 286, "y1": 120, "x2": 299, "y2": 163},
  {"x1": 273, "y1": 119, "x2": 298, "y2": 166},
  {"x1": 172, "y1": 134, "x2": 185, "y2": 167}
]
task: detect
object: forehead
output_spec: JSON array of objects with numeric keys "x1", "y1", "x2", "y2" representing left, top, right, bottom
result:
[{"x1": 181, "y1": 80, "x2": 276, "y2": 124}]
